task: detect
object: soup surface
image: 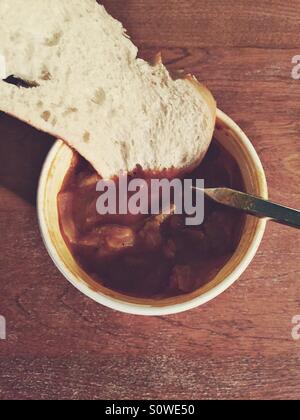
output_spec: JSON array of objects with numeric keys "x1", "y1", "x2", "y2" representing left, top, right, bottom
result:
[{"x1": 58, "y1": 140, "x2": 245, "y2": 298}]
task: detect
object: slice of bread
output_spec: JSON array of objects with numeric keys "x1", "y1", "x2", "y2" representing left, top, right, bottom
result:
[{"x1": 0, "y1": 0, "x2": 216, "y2": 179}]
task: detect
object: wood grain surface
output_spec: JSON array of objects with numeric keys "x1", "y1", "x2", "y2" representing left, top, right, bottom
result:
[{"x1": 0, "y1": 0, "x2": 300, "y2": 401}]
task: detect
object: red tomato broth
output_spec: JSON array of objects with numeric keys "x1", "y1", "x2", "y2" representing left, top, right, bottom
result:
[{"x1": 57, "y1": 139, "x2": 246, "y2": 298}]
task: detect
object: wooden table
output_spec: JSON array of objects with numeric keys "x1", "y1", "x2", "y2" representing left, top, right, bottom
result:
[{"x1": 0, "y1": 0, "x2": 299, "y2": 400}]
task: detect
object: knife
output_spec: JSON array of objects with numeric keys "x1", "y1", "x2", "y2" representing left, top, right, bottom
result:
[{"x1": 192, "y1": 187, "x2": 300, "y2": 229}]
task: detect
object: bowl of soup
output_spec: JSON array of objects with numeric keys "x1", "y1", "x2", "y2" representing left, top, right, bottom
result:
[{"x1": 37, "y1": 109, "x2": 268, "y2": 315}]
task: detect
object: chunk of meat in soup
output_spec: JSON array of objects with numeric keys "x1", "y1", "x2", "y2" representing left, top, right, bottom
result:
[
  {"x1": 139, "y1": 206, "x2": 176, "y2": 250},
  {"x1": 80, "y1": 225, "x2": 136, "y2": 258}
]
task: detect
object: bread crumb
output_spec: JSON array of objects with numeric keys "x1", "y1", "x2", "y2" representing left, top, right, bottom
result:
[
  {"x1": 40, "y1": 65, "x2": 52, "y2": 80},
  {"x1": 44, "y1": 31, "x2": 63, "y2": 47},
  {"x1": 63, "y1": 107, "x2": 78, "y2": 116},
  {"x1": 83, "y1": 131, "x2": 90, "y2": 143},
  {"x1": 92, "y1": 88, "x2": 106, "y2": 105},
  {"x1": 41, "y1": 111, "x2": 51, "y2": 122}
]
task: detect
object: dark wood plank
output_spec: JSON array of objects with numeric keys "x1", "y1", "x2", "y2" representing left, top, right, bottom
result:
[
  {"x1": 0, "y1": 0, "x2": 300, "y2": 400},
  {"x1": 101, "y1": 0, "x2": 300, "y2": 48}
]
